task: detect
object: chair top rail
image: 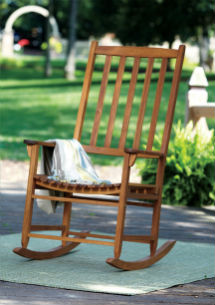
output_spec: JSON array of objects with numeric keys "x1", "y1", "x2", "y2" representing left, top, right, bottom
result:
[{"x1": 95, "y1": 45, "x2": 179, "y2": 58}]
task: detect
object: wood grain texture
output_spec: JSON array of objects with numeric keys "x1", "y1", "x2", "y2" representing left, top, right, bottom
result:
[
  {"x1": 119, "y1": 57, "x2": 140, "y2": 148},
  {"x1": 34, "y1": 175, "x2": 121, "y2": 195},
  {"x1": 32, "y1": 194, "x2": 120, "y2": 206},
  {"x1": 146, "y1": 58, "x2": 168, "y2": 150},
  {"x1": 13, "y1": 41, "x2": 186, "y2": 271},
  {"x1": 114, "y1": 154, "x2": 130, "y2": 258},
  {"x1": 24, "y1": 139, "x2": 56, "y2": 147},
  {"x1": 95, "y1": 45, "x2": 178, "y2": 58},
  {"x1": 90, "y1": 55, "x2": 112, "y2": 146},
  {"x1": 28, "y1": 232, "x2": 114, "y2": 246},
  {"x1": 62, "y1": 202, "x2": 72, "y2": 246},
  {"x1": 105, "y1": 56, "x2": 126, "y2": 147},
  {"x1": 133, "y1": 58, "x2": 154, "y2": 149},
  {"x1": 161, "y1": 45, "x2": 186, "y2": 154},
  {"x1": 106, "y1": 240, "x2": 176, "y2": 270},
  {"x1": 13, "y1": 232, "x2": 89, "y2": 260},
  {"x1": 21, "y1": 145, "x2": 39, "y2": 248},
  {"x1": 74, "y1": 41, "x2": 98, "y2": 140},
  {"x1": 83, "y1": 145, "x2": 125, "y2": 156}
]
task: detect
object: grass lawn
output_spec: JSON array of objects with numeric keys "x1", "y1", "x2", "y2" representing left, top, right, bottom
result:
[{"x1": 0, "y1": 56, "x2": 214, "y2": 165}]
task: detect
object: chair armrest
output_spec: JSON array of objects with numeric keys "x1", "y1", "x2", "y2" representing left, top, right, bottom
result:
[
  {"x1": 124, "y1": 148, "x2": 164, "y2": 159},
  {"x1": 24, "y1": 139, "x2": 56, "y2": 147}
]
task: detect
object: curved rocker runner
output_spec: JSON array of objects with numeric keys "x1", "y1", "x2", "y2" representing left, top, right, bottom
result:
[
  {"x1": 106, "y1": 241, "x2": 176, "y2": 271},
  {"x1": 13, "y1": 41, "x2": 185, "y2": 271},
  {"x1": 13, "y1": 232, "x2": 88, "y2": 260}
]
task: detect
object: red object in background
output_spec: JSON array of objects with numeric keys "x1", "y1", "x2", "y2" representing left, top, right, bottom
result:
[{"x1": 18, "y1": 39, "x2": 30, "y2": 47}]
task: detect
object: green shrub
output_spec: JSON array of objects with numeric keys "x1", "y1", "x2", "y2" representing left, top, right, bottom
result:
[
  {"x1": 0, "y1": 57, "x2": 23, "y2": 69},
  {"x1": 138, "y1": 121, "x2": 215, "y2": 207},
  {"x1": 0, "y1": 57, "x2": 44, "y2": 70}
]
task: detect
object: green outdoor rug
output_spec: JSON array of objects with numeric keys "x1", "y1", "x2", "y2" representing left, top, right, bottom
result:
[{"x1": 0, "y1": 232, "x2": 214, "y2": 295}]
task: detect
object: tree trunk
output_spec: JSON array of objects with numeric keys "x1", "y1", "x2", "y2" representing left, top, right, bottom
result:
[
  {"x1": 199, "y1": 33, "x2": 211, "y2": 71},
  {"x1": 167, "y1": 40, "x2": 174, "y2": 71},
  {"x1": 64, "y1": 0, "x2": 78, "y2": 80},
  {"x1": 44, "y1": 0, "x2": 53, "y2": 77}
]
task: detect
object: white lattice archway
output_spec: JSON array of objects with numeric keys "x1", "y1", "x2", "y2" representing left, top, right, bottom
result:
[{"x1": 1, "y1": 5, "x2": 60, "y2": 57}]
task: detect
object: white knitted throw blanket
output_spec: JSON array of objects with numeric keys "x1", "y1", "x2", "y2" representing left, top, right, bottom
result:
[{"x1": 37, "y1": 139, "x2": 110, "y2": 214}]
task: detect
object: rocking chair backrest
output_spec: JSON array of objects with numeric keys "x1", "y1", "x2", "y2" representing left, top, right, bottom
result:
[{"x1": 74, "y1": 41, "x2": 185, "y2": 157}]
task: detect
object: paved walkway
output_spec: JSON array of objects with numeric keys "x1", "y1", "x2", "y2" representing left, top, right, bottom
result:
[{"x1": 0, "y1": 161, "x2": 214, "y2": 304}]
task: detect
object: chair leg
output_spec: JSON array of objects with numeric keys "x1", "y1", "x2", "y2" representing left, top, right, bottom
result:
[
  {"x1": 113, "y1": 155, "x2": 130, "y2": 259},
  {"x1": 107, "y1": 194, "x2": 176, "y2": 271},
  {"x1": 150, "y1": 198, "x2": 161, "y2": 256},
  {"x1": 62, "y1": 202, "x2": 72, "y2": 246},
  {"x1": 114, "y1": 198, "x2": 126, "y2": 258},
  {"x1": 150, "y1": 157, "x2": 166, "y2": 256},
  {"x1": 21, "y1": 145, "x2": 39, "y2": 248},
  {"x1": 21, "y1": 197, "x2": 34, "y2": 248}
]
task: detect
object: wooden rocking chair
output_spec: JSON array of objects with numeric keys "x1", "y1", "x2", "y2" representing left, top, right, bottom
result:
[{"x1": 13, "y1": 41, "x2": 185, "y2": 270}]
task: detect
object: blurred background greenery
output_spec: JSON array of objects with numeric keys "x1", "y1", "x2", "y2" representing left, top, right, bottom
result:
[{"x1": 0, "y1": 0, "x2": 214, "y2": 206}]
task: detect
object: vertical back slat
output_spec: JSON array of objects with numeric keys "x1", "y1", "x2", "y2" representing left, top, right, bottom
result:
[
  {"x1": 133, "y1": 58, "x2": 154, "y2": 149},
  {"x1": 119, "y1": 57, "x2": 140, "y2": 148},
  {"x1": 104, "y1": 56, "x2": 126, "y2": 147},
  {"x1": 161, "y1": 45, "x2": 185, "y2": 154},
  {"x1": 146, "y1": 58, "x2": 168, "y2": 150},
  {"x1": 90, "y1": 55, "x2": 112, "y2": 146},
  {"x1": 73, "y1": 41, "x2": 98, "y2": 140},
  {"x1": 75, "y1": 41, "x2": 185, "y2": 155}
]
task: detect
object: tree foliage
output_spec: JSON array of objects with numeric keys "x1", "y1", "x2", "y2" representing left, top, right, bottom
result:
[
  {"x1": 1, "y1": 0, "x2": 214, "y2": 47},
  {"x1": 114, "y1": 0, "x2": 215, "y2": 47},
  {"x1": 114, "y1": 0, "x2": 158, "y2": 45}
]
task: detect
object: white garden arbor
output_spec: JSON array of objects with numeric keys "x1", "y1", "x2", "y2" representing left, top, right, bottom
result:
[{"x1": 1, "y1": 5, "x2": 60, "y2": 57}]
